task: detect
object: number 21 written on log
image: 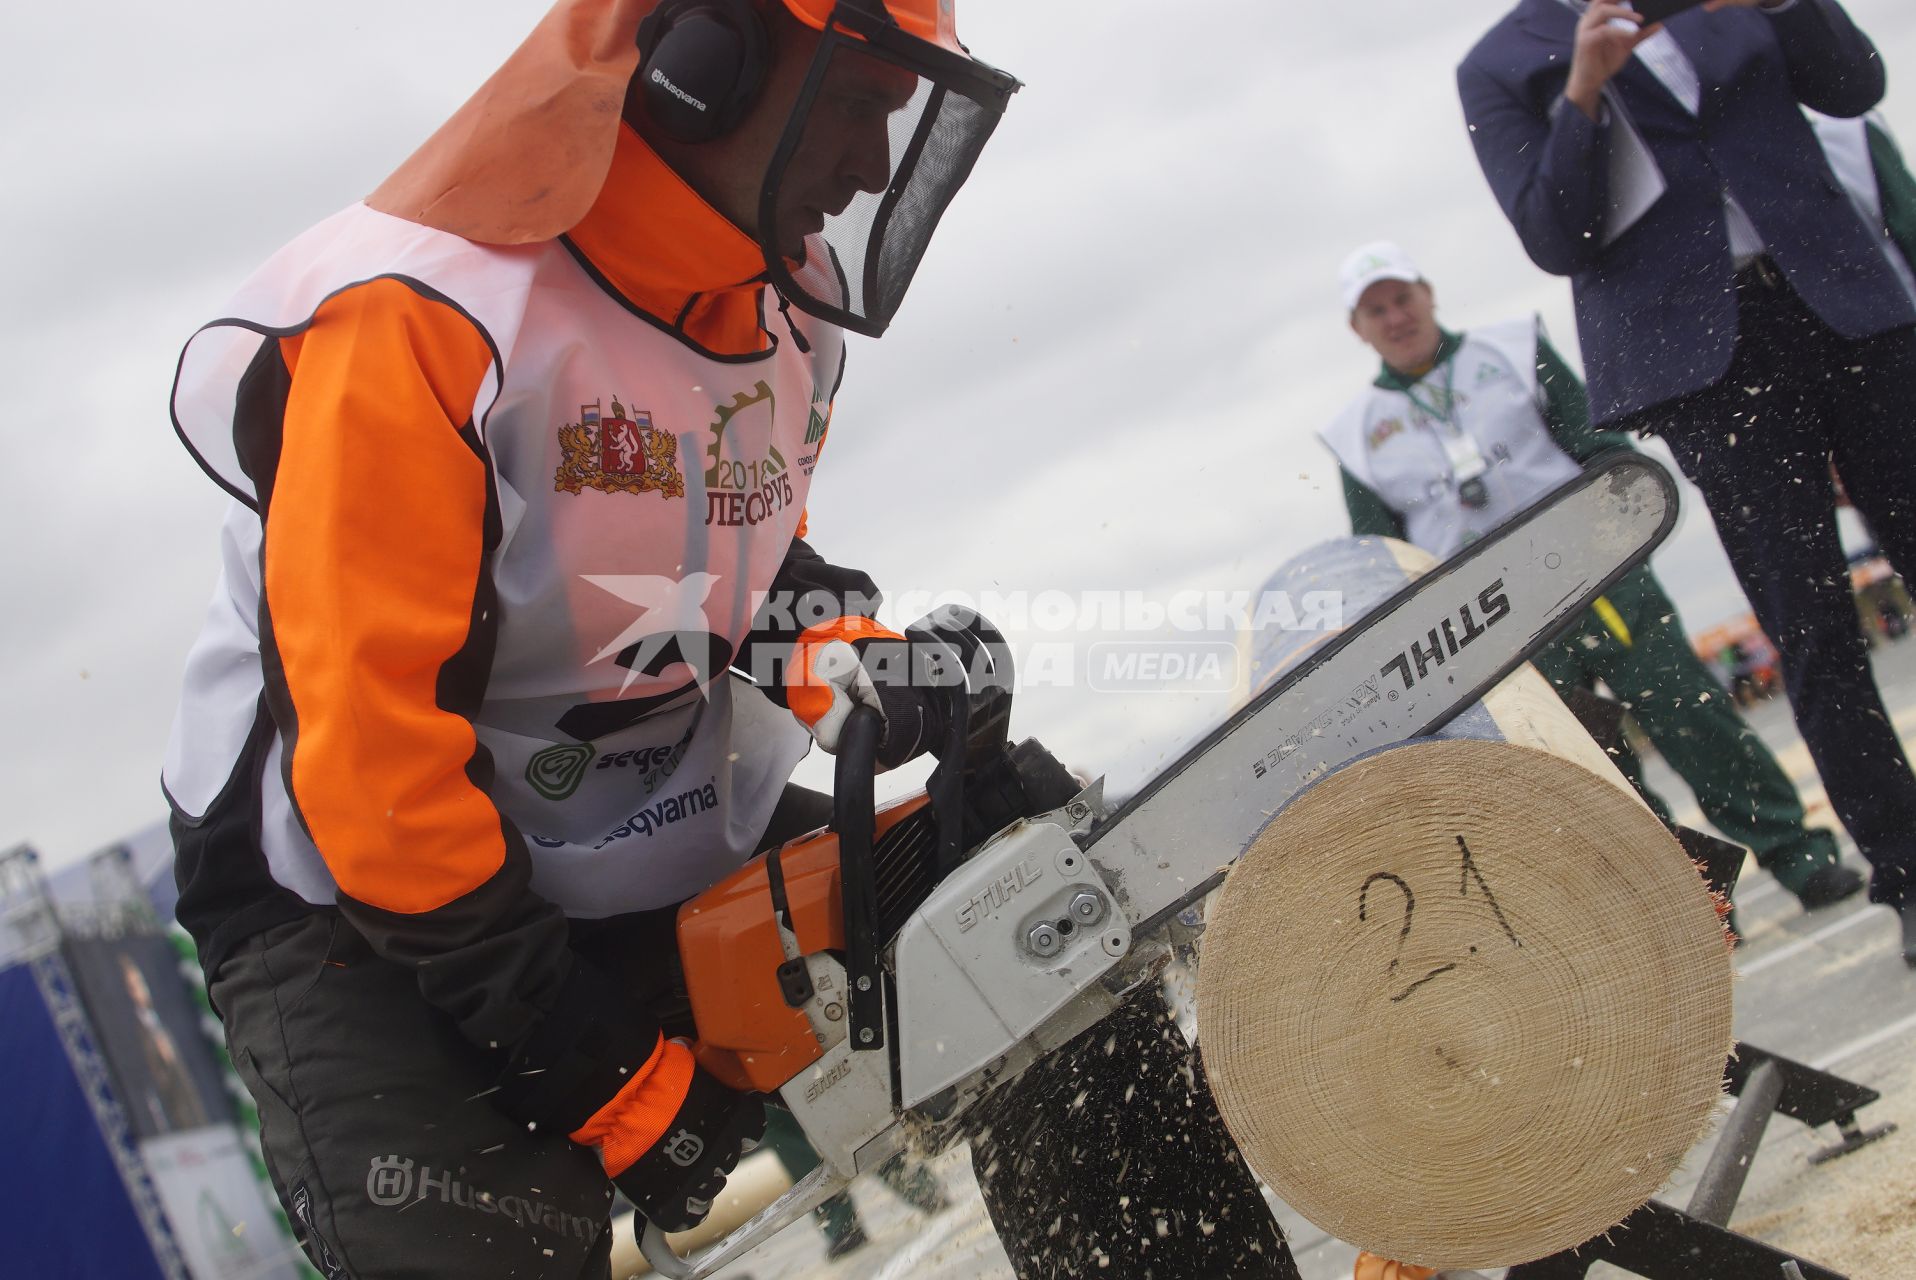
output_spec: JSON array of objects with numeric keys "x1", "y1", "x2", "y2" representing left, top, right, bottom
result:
[{"x1": 1359, "y1": 836, "x2": 1522, "y2": 1001}]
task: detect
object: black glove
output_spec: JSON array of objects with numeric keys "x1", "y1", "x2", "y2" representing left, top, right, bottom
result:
[
  {"x1": 614, "y1": 1066, "x2": 766, "y2": 1233},
  {"x1": 862, "y1": 639, "x2": 950, "y2": 770}
]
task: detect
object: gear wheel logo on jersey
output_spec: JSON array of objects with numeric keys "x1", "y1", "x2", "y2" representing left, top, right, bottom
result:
[
  {"x1": 705, "y1": 381, "x2": 796, "y2": 528},
  {"x1": 554, "y1": 397, "x2": 686, "y2": 499}
]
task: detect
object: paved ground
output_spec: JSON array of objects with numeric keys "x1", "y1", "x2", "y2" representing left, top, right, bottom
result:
[{"x1": 639, "y1": 640, "x2": 1916, "y2": 1280}]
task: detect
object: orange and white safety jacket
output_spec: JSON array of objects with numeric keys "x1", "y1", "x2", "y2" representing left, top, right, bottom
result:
[{"x1": 164, "y1": 127, "x2": 865, "y2": 1100}]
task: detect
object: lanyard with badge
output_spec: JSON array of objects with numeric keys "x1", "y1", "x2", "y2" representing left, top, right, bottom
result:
[{"x1": 1403, "y1": 358, "x2": 1492, "y2": 509}]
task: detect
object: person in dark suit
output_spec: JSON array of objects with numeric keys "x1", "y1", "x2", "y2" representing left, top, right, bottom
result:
[{"x1": 1458, "y1": 0, "x2": 1916, "y2": 966}]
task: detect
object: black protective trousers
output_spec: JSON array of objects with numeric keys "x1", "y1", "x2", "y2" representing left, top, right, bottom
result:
[
  {"x1": 210, "y1": 787, "x2": 1297, "y2": 1278},
  {"x1": 212, "y1": 912, "x2": 619, "y2": 1279}
]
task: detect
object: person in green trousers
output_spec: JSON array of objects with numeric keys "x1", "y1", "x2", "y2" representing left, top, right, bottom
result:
[{"x1": 1324, "y1": 242, "x2": 1862, "y2": 913}]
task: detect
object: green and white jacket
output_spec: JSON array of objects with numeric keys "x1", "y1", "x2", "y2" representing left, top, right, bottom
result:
[{"x1": 1324, "y1": 320, "x2": 1634, "y2": 557}]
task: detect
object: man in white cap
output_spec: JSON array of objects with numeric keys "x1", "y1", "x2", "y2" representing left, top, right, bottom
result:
[
  {"x1": 1323, "y1": 242, "x2": 1860, "y2": 919},
  {"x1": 164, "y1": 3, "x2": 1297, "y2": 1277}
]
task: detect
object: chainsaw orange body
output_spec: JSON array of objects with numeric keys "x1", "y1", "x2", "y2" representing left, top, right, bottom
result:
[{"x1": 677, "y1": 794, "x2": 932, "y2": 1093}]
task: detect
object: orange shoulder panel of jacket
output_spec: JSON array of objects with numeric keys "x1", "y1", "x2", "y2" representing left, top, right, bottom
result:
[
  {"x1": 570, "y1": 1035, "x2": 694, "y2": 1178},
  {"x1": 266, "y1": 277, "x2": 507, "y2": 916}
]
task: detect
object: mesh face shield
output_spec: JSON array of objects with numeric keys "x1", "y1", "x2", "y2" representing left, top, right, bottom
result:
[{"x1": 759, "y1": 4, "x2": 1019, "y2": 337}]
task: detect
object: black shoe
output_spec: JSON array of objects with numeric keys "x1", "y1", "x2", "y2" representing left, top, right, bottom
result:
[
  {"x1": 1899, "y1": 900, "x2": 1916, "y2": 969},
  {"x1": 1794, "y1": 863, "x2": 1866, "y2": 912},
  {"x1": 825, "y1": 1223, "x2": 869, "y2": 1260}
]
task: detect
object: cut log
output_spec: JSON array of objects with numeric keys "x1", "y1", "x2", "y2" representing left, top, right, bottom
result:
[{"x1": 1198, "y1": 538, "x2": 1734, "y2": 1269}]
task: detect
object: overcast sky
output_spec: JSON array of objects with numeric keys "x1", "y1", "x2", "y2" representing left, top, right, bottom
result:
[{"x1": 6, "y1": 0, "x2": 1915, "y2": 873}]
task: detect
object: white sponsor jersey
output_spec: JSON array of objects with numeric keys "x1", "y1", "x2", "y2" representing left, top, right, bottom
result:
[
  {"x1": 1322, "y1": 318, "x2": 1582, "y2": 559},
  {"x1": 165, "y1": 203, "x2": 839, "y2": 916}
]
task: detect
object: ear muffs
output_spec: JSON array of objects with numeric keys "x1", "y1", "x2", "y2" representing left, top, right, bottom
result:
[{"x1": 635, "y1": 0, "x2": 772, "y2": 144}]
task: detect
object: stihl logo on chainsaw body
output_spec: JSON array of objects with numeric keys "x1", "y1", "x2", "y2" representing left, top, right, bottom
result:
[
  {"x1": 955, "y1": 856, "x2": 1044, "y2": 932},
  {"x1": 805, "y1": 1059, "x2": 853, "y2": 1103},
  {"x1": 1380, "y1": 580, "x2": 1513, "y2": 693}
]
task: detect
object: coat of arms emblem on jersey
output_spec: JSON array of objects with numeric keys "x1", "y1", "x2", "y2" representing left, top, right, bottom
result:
[{"x1": 555, "y1": 397, "x2": 686, "y2": 498}]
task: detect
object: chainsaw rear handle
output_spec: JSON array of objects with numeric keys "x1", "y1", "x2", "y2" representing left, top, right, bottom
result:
[
  {"x1": 638, "y1": 1164, "x2": 855, "y2": 1279},
  {"x1": 830, "y1": 609, "x2": 1016, "y2": 1054},
  {"x1": 833, "y1": 704, "x2": 886, "y2": 1051},
  {"x1": 640, "y1": 1220, "x2": 697, "y2": 1279},
  {"x1": 905, "y1": 606, "x2": 1014, "y2": 875}
]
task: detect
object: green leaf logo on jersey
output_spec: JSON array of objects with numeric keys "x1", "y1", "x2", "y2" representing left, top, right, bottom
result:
[
  {"x1": 526, "y1": 743, "x2": 595, "y2": 801},
  {"x1": 805, "y1": 380, "x2": 830, "y2": 445}
]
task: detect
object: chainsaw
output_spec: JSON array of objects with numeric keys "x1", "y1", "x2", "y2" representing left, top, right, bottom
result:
[{"x1": 641, "y1": 452, "x2": 1679, "y2": 1277}]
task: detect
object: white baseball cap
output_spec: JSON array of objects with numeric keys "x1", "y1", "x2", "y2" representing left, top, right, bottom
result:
[{"x1": 1339, "y1": 241, "x2": 1424, "y2": 312}]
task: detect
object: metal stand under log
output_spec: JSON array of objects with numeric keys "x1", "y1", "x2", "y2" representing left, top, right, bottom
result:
[
  {"x1": 1723, "y1": 1043, "x2": 1897, "y2": 1166},
  {"x1": 1503, "y1": 1200, "x2": 1847, "y2": 1280},
  {"x1": 1499, "y1": 826, "x2": 1890, "y2": 1279}
]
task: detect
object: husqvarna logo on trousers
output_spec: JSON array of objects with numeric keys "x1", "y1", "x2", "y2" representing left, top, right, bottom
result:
[
  {"x1": 364, "y1": 1155, "x2": 600, "y2": 1241},
  {"x1": 367, "y1": 1155, "x2": 415, "y2": 1205}
]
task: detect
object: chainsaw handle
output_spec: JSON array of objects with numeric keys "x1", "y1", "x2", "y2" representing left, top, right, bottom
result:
[
  {"x1": 904, "y1": 607, "x2": 1014, "y2": 874},
  {"x1": 640, "y1": 1221, "x2": 698, "y2": 1279},
  {"x1": 834, "y1": 704, "x2": 886, "y2": 1050},
  {"x1": 637, "y1": 1164, "x2": 855, "y2": 1279}
]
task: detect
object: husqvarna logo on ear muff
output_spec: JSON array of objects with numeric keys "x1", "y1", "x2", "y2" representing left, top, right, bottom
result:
[{"x1": 651, "y1": 68, "x2": 709, "y2": 113}]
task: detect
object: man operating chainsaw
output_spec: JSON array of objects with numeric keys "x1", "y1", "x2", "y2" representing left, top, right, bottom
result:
[{"x1": 164, "y1": 2, "x2": 1298, "y2": 1277}]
